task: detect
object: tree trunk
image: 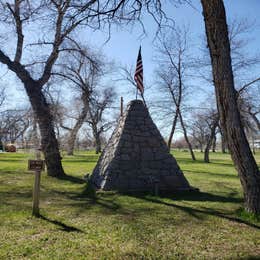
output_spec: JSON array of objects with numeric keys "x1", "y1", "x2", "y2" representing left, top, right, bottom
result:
[
  {"x1": 201, "y1": 0, "x2": 260, "y2": 214},
  {"x1": 250, "y1": 112, "x2": 260, "y2": 131},
  {"x1": 25, "y1": 81, "x2": 65, "y2": 177},
  {"x1": 220, "y1": 131, "x2": 226, "y2": 153},
  {"x1": 66, "y1": 107, "x2": 88, "y2": 155},
  {"x1": 200, "y1": 143, "x2": 203, "y2": 153},
  {"x1": 95, "y1": 136, "x2": 101, "y2": 154},
  {"x1": 167, "y1": 111, "x2": 179, "y2": 150},
  {"x1": 212, "y1": 134, "x2": 216, "y2": 152},
  {"x1": 94, "y1": 133, "x2": 102, "y2": 154},
  {"x1": 252, "y1": 135, "x2": 256, "y2": 155},
  {"x1": 179, "y1": 111, "x2": 196, "y2": 161},
  {"x1": 67, "y1": 129, "x2": 78, "y2": 156},
  {"x1": 91, "y1": 125, "x2": 102, "y2": 154},
  {"x1": 204, "y1": 144, "x2": 210, "y2": 163},
  {"x1": 204, "y1": 118, "x2": 218, "y2": 163}
]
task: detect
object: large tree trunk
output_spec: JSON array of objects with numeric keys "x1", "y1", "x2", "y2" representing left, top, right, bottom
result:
[
  {"x1": 201, "y1": 0, "x2": 260, "y2": 214},
  {"x1": 0, "y1": 50, "x2": 65, "y2": 178},
  {"x1": 25, "y1": 81, "x2": 65, "y2": 177},
  {"x1": 179, "y1": 111, "x2": 196, "y2": 161},
  {"x1": 167, "y1": 110, "x2": 179, "y2": 150}
]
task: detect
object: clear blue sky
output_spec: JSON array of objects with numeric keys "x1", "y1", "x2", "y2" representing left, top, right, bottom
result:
[
  {"x1": 83, "y1": 0, "x2": 260, "y2": 99},
  {"x1": 1, "y1": 0, "x2": 259, "y2": 116}
]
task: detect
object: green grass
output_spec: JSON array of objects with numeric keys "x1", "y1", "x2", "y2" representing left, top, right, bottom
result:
[{"x1": 0, "y1": 150, "x2": 259, "y2": 259}]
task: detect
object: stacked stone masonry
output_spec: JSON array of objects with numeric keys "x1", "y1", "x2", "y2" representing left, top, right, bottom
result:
[{"x1": 90, "y1": 100, "x2": 192, "y2": 192}]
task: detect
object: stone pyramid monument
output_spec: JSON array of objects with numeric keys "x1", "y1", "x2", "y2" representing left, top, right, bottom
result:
[{"x1": 90, "y1": 100, "x2": 192, "y2": 192}]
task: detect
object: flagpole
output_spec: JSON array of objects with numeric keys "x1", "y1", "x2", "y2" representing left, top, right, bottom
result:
[
  {"x1": 140, "y1": 92, "x2": 147, "y2": 108},
  {"x1": 136, "y1": 88, "x2": 138, "y2": 100}
]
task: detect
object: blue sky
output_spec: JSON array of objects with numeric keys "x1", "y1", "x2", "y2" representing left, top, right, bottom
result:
[
  {"x1": 83, "y1": 0, "x2": 260, "y2": 97},
  {"x1": 0, "y1": 0, "x2": 259, "y2": 136},
  {"x1": 2, "y1": 1, "x2": 259, "y2": 100}
]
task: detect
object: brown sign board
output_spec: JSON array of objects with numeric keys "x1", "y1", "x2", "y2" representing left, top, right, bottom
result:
[{"x1": 28, "y1": 160, "x2": 45, "y2": 171}]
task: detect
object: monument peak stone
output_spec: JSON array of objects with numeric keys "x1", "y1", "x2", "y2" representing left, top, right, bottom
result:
[{"x1": 90, "y1": 100, "x2": 193, "y2": 192}]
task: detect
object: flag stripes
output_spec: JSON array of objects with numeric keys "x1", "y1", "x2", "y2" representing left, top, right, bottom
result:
[{"x1": 134, "y1": 47, "x2": 144, "y2": 94}]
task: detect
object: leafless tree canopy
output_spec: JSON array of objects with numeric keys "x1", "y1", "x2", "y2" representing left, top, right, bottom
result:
[
  {"x1": 0, "y1": 86, "x2": 5, "y2": 107},
  {"x1": 153, "y1": 26, "x2": 196, "y2": 160},
  {"x1": 0, "y1": 108, "x2": 30, "y2": 143},
  {"x1": 0, "y1": 0, "x2": 183, "y2": 177}
]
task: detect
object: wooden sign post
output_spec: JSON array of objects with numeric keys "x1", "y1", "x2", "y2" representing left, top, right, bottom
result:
[{"x1": 28, "y1": 149, "x2": 45, "y2": 217}]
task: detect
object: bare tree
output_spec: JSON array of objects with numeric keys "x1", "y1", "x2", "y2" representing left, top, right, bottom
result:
[
  {"x1": 203, "y1": 111, "x2": 219, "y2": 163},
  {"x1": 0, "y1": 0, "x2": 170, "y2": 177},
  {"x1": 238, "y1": 88, "x2": 260, "y2": 132},
  {"x1": 86, "y1": 87, "x2": 116, "y2": 154},
  {"x1": 53, "y1": 46, "x2": 106, "y2": 155},
  {"x1": 154, "y1": 26, "x2": 196, "y2": 160},
  {"x1": 0, "y1": 109, "x2": 30, "y2": 144},
  {"x1": 201, "y1": 0, "x2": 260, "y2": 214},
  {"x1": 197, "y1": 16, "x2": 260, "y2": 156},
  {"x1": 0, "y1": 87, "x2": 5, "y2": 108},
  {"x1": 190, "y1": 108, "x2": 219, "y2": 162},
  {"x1": 191, "y1": 116, "x2": 207, "y2": 153}
]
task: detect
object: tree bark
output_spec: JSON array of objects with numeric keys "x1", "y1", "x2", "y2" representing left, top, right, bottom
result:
[
  {"x1": 25, "y1": 81, "x2": 65, "y2": 177},
  {"x1": 199, "y1": 142, "x2": 203, "y2": 153},
  {"x1": 179, "y1": 111, "x2": 196, "y2": 161},
  {"x1": 67, "y1": 129, "x2": 78, "y2": 156},
  {"x1": 66, "y1": 106, "x2": 88, "y2": 155},
  {"x1": 201, "y1": 0, "x2": 260, "y2": 214},
  {"x1": 93, "y1": 128, "x2": 102, "y2": 154},
  {"x1": 212, "y1": 134, "x2": 216, "y2": 152},
  {"x1": 95, "y1": 135, "x2": 102, "y2": 154},
  {"x1": 167, "y1": 111, "x2": 179, "y2": 150},
  {"x1": 220, "y1": 131, "x2": 226, "y2": 153},
  {"x1": 0, "y1": 50, "x2": 65, "y2": 178},
  {"x1": 204, "y1": 118, "x2": 218, "y2": 163},
  {"x1": 251, "y1": 135, "x2": 256, "y2": 155},
  {"x1": 249, "y1": 111, "x2": 260, "y2": 131}
]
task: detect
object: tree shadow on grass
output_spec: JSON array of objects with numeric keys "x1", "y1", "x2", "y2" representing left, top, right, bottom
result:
[
  {"x1": 70, "y1": 190, "x2": 122, "y2": 213},
  {"x1": 57, "y1": 174, "x2": 85, "y2": 184},
  {"x1": 45, "y1": 182, "x2": 259, "y2": 230},
  {"x1": 65, "y1": 197, "x2": 122, "y2": 214},
  {"x1": 48, "y1": 184, "x2": 122, "y2": 213},
  {"x1": 185, "y1": 169, "x2": 238, "y2": 179},
  {"x1": 129, "y1": 193, "x2": 260, "y2": 230},
  {"x1": 175, "y1": 157, "x2": 205, "y2": 164},
  {"x1": 39, "y1": 214, "x2": 84, "y2": 233},
  {"x1": 119, "y1": 189, "x2": 243, "y2": 204},
  {"x1": 0, "y1": 190, "x2": 32, "y2": 199},
  {"x1": 158, "y1": 190, "x2": 243, "y2": 203}
]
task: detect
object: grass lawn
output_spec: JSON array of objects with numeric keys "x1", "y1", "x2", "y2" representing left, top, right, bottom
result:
[{"x1": 0, "y1": 150, "x2": 259, "y2": 259}]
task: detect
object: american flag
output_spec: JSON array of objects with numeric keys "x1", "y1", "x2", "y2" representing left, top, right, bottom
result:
[{"x1": 134, "y1": 47, "x2": 144, "y2": 94}]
